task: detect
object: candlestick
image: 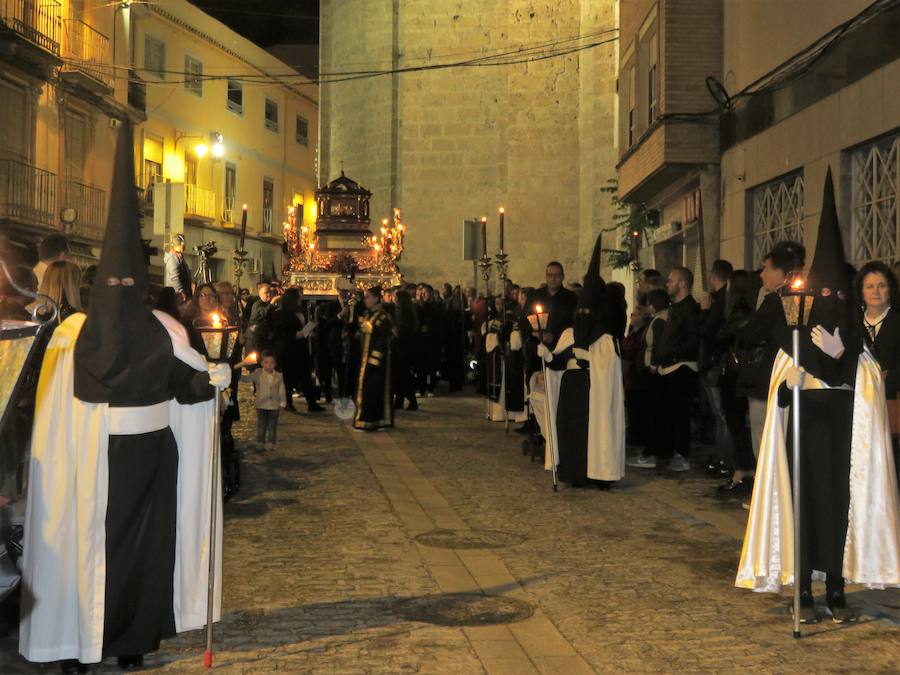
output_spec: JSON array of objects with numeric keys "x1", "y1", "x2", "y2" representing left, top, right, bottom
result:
[
  {"x1": 498, "y1": 207, "x2": 505, "y2": 252},
  {"x1": 480, "y1": 216, "x2": 487, "y2": 257},
  {"x1": 239, "y1": 204, "x2": 248, "y2": 252}
]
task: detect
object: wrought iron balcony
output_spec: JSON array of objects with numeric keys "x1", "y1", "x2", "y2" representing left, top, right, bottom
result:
[
  {"x1": 0, "y1": 0, "x2": 62, "y2": 56},
  {"x1": 0, "y1": 156, "x2": 56, "y2": 228},
  {"x1": 63, "y1": 179, "x2": 105, "y2": 241},
  {"x1": 223, "y1": 195, "x2": 235, "y2": 224},
  {"x1": 262, "y1": 207, "x2": 273, "y2": 233},
  {"x1": 185, "y1": 183, "x2": 216, "y2": 221},
  {"x1": 62, "y1": 18, "x2": 111, "y2": 90}
]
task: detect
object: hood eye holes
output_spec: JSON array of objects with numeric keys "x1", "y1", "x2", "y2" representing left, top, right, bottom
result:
[
  {"x1": 121, "y1": 277, "x2": 135, "y2": 287},
  {"x1": 106, "y1": 277, "x2": 121, "y2": 286}
]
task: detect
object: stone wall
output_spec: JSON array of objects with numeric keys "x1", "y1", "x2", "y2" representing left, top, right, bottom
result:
[{"x1": 320, "y1": 0, "x2": 619, "y2": 289}]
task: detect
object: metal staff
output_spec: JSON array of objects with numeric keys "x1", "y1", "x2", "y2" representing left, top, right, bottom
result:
[
  {"x1": 783, "y1": 275, "x2": 811, "y2": 639},
  {"x1": 532, "y1": 305, "x2": 559, "y2": 491},
  {"x1": 195, "y1": 315, "x2": 241, "y2": 668}
]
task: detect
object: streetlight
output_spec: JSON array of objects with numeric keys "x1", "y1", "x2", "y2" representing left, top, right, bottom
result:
[{"x1": 212, "y1": 132, "x2": 225, "y2": 158}]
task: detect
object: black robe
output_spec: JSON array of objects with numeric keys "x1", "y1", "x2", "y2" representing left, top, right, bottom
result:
[
  {"x1": 75, "y1": 316, "x2": 214, "y2": 657},
  {"x1": 502, "y1": 307, "x2": 526, "y2": 413},
  {"x1": 354, "y1": 308, "x2": 393, "y2": 430}
]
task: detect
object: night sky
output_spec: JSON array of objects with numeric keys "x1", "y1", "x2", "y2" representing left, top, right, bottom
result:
[{"x1": 189, "y1": 1, "x2": 319, "y2": 48}]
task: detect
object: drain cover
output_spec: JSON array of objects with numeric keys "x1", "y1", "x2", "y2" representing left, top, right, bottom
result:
[
  {"x1": 391, "y1": 593, "x2": 534, "y2": 626},
  {"x1": 414, "y1": 528, "x2": 525, "y2": 549}
]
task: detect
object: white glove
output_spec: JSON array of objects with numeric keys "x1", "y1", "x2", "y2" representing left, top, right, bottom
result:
[
  {"x1": 537, "y1": 343, "x2": 550, "y2": 362},
  {"x1": 207, "y1": 362, "x2": 231, "y2": 390},
  {"x1": 811, "y1": 325, "x2": 845, "y2": 359},
  {"x1": 785, "y1": 365, "x2": 806, "y2": 390},
  {"x1": 573, "y1": 347, "x2": 590, "y2": 361},
  {"x1": 510, "y1": 330, "x2": 523, "y2": 351}
]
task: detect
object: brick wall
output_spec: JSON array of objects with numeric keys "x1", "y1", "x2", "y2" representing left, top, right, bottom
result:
[{"x1": 320, "y1": 0, "x2": 619, "y2": 287}]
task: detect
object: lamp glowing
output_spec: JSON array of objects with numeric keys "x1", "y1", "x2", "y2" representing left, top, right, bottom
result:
[
  {"x1": 211, "y1": 132, "x2": 225, "y2": 158},
  {"x1": 791, "y1": 277, "x2": 805, "y2": 291},
  {"x1": 194, "y1": 143, "x2": 209, "y2": 159},
  {"x1": 210, "y1": 312, "x2": 221, "y2": 329}
]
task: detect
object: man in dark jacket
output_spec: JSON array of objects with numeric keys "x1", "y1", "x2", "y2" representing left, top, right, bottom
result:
[
  {"x1": 699, "y1": 259, "x2": 733, "y2": 469},
  {"x1": 531, "y1": 261, "x2": 578, "y2": 349},
  {"x1": 647, "y1": 267, "x2": 701, "y2": 471},
  {"x1": 735, "y1": 242, "x2": 806, "y2": 460},
  {"x1": 245, "y1": 281, "x2": 274, "y2": 354}
]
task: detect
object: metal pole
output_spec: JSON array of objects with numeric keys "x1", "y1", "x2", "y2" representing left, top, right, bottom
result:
[
  {"x1": 204, "y1": 392, "x2": 221, "y2": 667},
  {"x1": 540, "y1": 356, "x2": 559, "y2": 492},
  {"x1": 791, "y1": 327, "x2": 802, "y2": 639}
]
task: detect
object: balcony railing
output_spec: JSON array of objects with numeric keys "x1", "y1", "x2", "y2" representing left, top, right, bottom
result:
[
  {"x1": 185, "y1": 183, "x2": 216, "y2": 220},
  {"x1": 63, "y1": 18, "x2": 111, "y2": 88},
  {"x1": 0, "y1": 0, "x2": 63, "y2": 55},
  {"x1": 223, "y1": 195, "x2": 235, "y2": 224},
  {"x1": 0, "y1": 156, "x2": 56, "y2": 227},
  {"x1": 262, "y1": 207, "x2": 273, "y2": 233},
  {"x1": 64, "y1": 179, "x2": 105, "y2": 241}
]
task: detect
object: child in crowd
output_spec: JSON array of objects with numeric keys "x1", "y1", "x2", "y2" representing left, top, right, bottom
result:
[{"x1": 242, "y1": 350, "x2": 286, "y2": 451}]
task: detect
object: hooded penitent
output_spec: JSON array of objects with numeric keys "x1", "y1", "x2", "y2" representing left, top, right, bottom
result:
[
  {"x1": 574, "y1": 233, "x2": 607, "y2": 348},
  {"x1": 782, "y1": 168, "x2": 855, "y2": 384},
  {"x1": 74, "y1": 122, "x2": 163, "y2": 403}
]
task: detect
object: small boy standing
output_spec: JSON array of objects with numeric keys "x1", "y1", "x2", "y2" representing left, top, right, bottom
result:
[{"x1": 243, "y1": 350, "x2": 286, "y2": 450}]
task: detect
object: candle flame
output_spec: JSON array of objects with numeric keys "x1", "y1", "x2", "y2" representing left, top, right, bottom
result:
[
  {"x1": 382, "y1": 218, "x2": 389, "y2": 226},
  {"x1": 481, "y1": 216, "x2": 487, "y2": 223},
  {"x1": 248, "y1": 352, "x2": 258, "y2": 363},
  {"x1": 534, "y1": 304, "x2": 544, "y2": 314},
  {"x1": 211, "y1": 312, "x2": 222, "y2": 328},
  {"x1": 791, "y1": 277, "x2": 805, "y2": 290},
  {"x1": 499, "y1": 207, "x2": 505, "y2": 214},
  {"x1": 308, "y1": 242, "x2": 315, "y2": 250},
  {"x1": 242, "y1": 204, "x2": 248, "y2": 211}
]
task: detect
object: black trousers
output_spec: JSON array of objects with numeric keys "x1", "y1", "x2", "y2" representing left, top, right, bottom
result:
[
  {"x1": 658, "y1": 366, "x2": 697, "y2": 458},
  {"x1": 720, "y1": 374, "x2": 756, "y2": 472}
]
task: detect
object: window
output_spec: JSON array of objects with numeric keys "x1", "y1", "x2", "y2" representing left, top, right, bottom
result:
[
  {"x1": 142, "y1": 134, "x2": 163, "y2": 203},
  {"x1": 184, "y1": 156, "x2": 198, "y2": 186},
  {"x1": 184, "y1": 55, "x2": 202, "y2": 97},
  {"x1": 144, "y1": 35, "x2": 165, "y2": 79},
  {"x1": 64, "y1": 112, "x2": 86, "y2": 180},
  {"x1": 224, "y1": 163, "x2": 237, "y2": 223},
  {"x1": 850, "y1": 133, "x2": 900, "y2": 265},
  {"x1": 262, "y1": 178, "x2": 274, "y2": 233},
  {"x1": 295, "y1": 115, "x2": 309, "y2": 145},
  {"x1": 750, "y1": 172, "x2": 805, "y2": 267},
  {"x1": 227, "y1": 78, "x2": 242, "y2": 114},
  {"x1": 647, "y1": 33, "x2": 658, "y2": 125},
  {"x1": 0, "y1": 81, "x2": 28, "y2": 158},
  {"x1": 265, "y1": 98, "x2": 279, "y2": 132},
  {"x1": 627, "y1": 65, "x2": 636, "y2": 147}
]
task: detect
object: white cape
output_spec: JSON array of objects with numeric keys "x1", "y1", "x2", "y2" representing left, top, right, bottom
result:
[
  {"x1": 541, "y1": 328, "x2": 574, "y2": 470},
  {"x1": 20, "y1": 312, "x2": 222, "y2": 663},
  {"x1": 585, "y1": 335, "x2": 626, "y2": 481},
  {"x1": 736, "y1": 349, "x2": 900, "y2": 592}
]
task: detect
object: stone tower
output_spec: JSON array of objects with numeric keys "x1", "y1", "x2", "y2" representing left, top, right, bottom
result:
[{"x1": 319, "y1": 0, "x2": 619, "y2": 287}]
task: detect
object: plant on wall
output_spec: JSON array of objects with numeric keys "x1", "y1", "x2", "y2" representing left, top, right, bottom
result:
[{"x1": 599, "y1": 179, "x2": 659, "y2": 270}]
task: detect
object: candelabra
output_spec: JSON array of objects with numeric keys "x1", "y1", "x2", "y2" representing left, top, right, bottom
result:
[
  {"x1": 478, "y1": 254, "x2": 494, "y2": 297},
  {"x1": 232, "y1": 248, "x2": 248, "y2": 293},
  {"x1": 494, "y1": 250, "x2": 510, "y2": 291}
]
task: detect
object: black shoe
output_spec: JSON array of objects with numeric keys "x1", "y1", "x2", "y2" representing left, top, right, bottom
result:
[
  {"x1": 308, "y1": 403, "x2": 325, "y2": 413},
  {"x1": 706, "y1": 459, "x2": 726, "y2": 476},
  {"x1": 60, "y1": 660, "x2": 89, "y2": 674},
  {"x1": 406, "y1": 401, "x2": 418, "y2": 411},
  {"x1": 117, "y1": 655, "x2": 144, "y2": 670},
  {"x1": 789, "y1": 591, "x2": 819, "y2": 624},
  {"x1": 717, "y1": 476, "x2": 753, "y2": 496},
  {"x1": 595, "y1": 480, "x2": 613, "y2": 491},
  {"x1": 825, "y1": 589, "x2": 856, "y2": 623}
]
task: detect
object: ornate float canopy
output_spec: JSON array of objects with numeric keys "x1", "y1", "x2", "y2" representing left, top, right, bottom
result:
[{"x1": 284, "y1": 172, "x2": 404, "y2": 297}]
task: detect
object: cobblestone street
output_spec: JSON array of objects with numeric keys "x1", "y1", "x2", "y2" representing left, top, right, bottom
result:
[{"x1": 4, "y1": 393, "x2": 900, "y2": 673}]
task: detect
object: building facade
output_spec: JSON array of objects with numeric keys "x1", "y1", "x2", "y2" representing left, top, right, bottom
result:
[
  {"x1": 616, "y1": 0, "x2": 900, "y2": 290},
  {"x1": 0, "y1": 0, "x2": 318, "y2": 285},
  {"x1": 319, "y1": 0, "x2": 620, "y2": 288},
  {"x1": 615, "y1": 0, "x2": 722, "y2": 295}
]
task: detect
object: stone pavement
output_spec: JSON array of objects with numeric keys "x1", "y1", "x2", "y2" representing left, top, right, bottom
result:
[{"x1": 2, "y1": 392, "x2": 899, "y2": 673}]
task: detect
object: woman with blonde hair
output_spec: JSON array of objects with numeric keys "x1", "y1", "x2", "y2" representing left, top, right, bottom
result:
[{"x1": 28, "y1": 259, "x2": 82, "y2": 323}]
